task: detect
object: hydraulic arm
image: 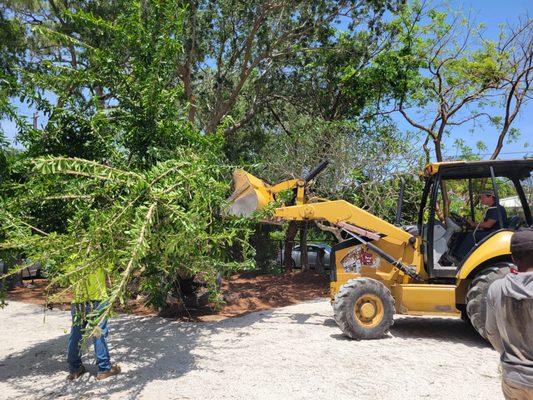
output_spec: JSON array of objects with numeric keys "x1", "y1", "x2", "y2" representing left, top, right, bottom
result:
[{"x1": 226, "y1": 161, "x2": 422, "y2": 281}]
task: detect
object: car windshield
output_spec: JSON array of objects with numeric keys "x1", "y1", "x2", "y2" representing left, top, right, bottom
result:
[{"x1": 293, "y1": 244, "x2": 330, "y2": 251}]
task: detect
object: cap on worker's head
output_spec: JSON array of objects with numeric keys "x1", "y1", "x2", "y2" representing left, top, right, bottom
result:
[
  {"x1": 510, "y1": 229, "x2": 533, "y2": 269},
  {"x1": 480, "y1": 189, "x2": 495, "y2": 197}
]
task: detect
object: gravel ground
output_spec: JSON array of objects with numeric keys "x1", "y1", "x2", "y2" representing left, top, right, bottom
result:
[{"x1": 0, "y1": 300, "x2": 503, "y2": 400}]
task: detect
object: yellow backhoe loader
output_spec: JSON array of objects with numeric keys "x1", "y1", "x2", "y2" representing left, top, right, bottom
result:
[{"x1": 226, "y1": 159, "x2": 533, "y2": 339}]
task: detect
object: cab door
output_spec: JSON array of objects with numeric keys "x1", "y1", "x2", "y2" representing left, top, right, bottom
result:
[{"x1": 419, "y1": 174, "x2": 457, "y2": 278}]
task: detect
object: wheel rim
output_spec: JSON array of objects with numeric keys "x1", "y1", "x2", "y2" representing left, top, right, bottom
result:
[{"x1": 354, "y1": 294, "x2": 384, "y2": 328}]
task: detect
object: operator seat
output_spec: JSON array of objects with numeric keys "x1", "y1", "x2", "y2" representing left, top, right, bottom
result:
[
  {"x1": 432, "y1": 218, "x2": 460, "y2": 266},
  {"x1": 507, "y1": 215, "x2": 521, "y2": 230}
]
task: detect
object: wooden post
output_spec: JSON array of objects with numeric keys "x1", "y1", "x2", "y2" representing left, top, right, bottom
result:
[
  {"x1": 300, "y1": 221, "x2": 308, "y2": 271},
  {"x1": 283, "y1": 221, "x2": 298, "y2": 272}
]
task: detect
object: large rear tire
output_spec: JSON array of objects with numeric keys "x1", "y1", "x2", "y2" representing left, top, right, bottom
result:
[
  {"x1": 466, "y1": 265, "x2": 510, "y2": 338},
  {"x1": 333, "y1": 278, "x2": 395, "y2": 340}
]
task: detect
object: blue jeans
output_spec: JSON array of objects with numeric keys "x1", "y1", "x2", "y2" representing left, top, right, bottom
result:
[
  {"x1": 67, "y1": 301, "x2": 111, "y2": 373},
  {"x1": 455, "y1": 230, "x2": 494, "y2": 261}
]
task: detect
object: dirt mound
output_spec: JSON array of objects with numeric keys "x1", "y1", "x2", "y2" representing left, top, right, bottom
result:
[
  {"x1": 6, "y1": 271, "x2": 330, "y2": 321},
  {"x1": 216, "y1": 271, "x2": 329, "y2": 318}
]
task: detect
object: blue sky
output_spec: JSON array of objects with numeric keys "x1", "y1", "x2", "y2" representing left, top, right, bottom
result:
[
  {"x1": 400, "y1": 0, "x2": 533, "y2": 160},
  {"x1": 2, "y1": 0, "x2": 532, "y2": 159}
]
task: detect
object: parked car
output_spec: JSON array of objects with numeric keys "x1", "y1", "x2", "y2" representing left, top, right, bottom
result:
[
  {"x1": 1, "y1": 259, "x2": 22, "y2": 289},
  {"x1": 20, "y1": 260, "x2": 43, "y2": 279},
  {"x1": 277, "y1": 243, "x2": 332, "y2": 275}
]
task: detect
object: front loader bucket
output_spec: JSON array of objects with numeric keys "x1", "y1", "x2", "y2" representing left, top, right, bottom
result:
[{"x1": 225, "y1": 169, "x2": 274, "y2": 217}]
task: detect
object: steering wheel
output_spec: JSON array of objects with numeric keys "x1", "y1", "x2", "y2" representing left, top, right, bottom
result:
[{"x1": 449, "y1": 212, "x2": 470, "y2": 229}]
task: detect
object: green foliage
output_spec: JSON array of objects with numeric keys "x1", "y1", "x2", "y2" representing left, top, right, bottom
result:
[
  {"x1": 258, "y1": 110, "x2": 423, "y2": 222},
  {"x1": 1, "y1": 150, "x2": 255, "y2": 318},
  {"x1": 218, "y1": 0, "x2": 405, "y2": 163},
  {"x1": 14, "y1": 0, "x2": 218, "y2": 167},
  {"x1": 370, "y1": 1, "x2": 529, "y2": 162},
  {"x1": 350, "y1": 173, "x2": 424, "y2": 224},
  {"x1": 439, "y1": 177, "x2": 517, "y2": 222},
  {"x1": 3, "y1": 0, "x2": 226, "y2": 241},
  {"x1": 3, "y1": 0, "x2": 527, "y2": 325},
  {"x1": 0, "y1": 7, "x2": 27, "y2": 146},
  {"x1": 0, "y1": 9, "x2": 25, "y2": 115}
]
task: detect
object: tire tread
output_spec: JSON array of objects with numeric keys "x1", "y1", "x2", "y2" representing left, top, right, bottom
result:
[
  {"x1": 333, "y1": 278, "x2": 395, "y2": 340},
  {"x1": 465, "y1": 265, "x2": 509, "y2": 338}
]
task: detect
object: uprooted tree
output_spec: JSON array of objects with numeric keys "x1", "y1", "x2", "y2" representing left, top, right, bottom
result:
[{"x1": 0, "y1": 150, "x2": 255, "y2": 318}]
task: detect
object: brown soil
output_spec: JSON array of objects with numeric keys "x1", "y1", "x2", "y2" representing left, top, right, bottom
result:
[
  {"x1": 5, "y1": 279, "x2": 70, "y2": 308},
  {"x1": 215, "y1": 271, "x2": 329, "y2": 318},
  {"x1": 6, "y1": 271, "x2": 330, "y2": 321}
]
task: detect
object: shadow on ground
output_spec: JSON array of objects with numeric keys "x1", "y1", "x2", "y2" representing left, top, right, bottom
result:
[
  {"x1": 0, "y1": 307, "x2": 279, "y2": 399},
  {"x1": 1, "y1": 303, "x2": 490, "y2": 399},
  {"x1": 327, "y1": 315, "x2": 489, "y2": 348},
  {"x1": 391, "y1": 316, "x2": 489, "y2": 348}
]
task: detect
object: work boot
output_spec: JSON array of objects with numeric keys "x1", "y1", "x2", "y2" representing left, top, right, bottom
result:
[
  {"x1": 67, "y1": 365, "x2": 87, "y2": 381},
  {"x1": 96, "y1": 365, "x2": 121, "y2": 380}
]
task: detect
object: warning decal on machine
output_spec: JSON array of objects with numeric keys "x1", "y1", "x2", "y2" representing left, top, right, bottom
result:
[{"x1": 341, "y1": 245, "x2": 381, "y2": 273}]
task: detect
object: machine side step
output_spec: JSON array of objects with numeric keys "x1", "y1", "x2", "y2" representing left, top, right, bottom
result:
[{"x1": 392, "y1": 284, "x2": 460, "y2": 316}]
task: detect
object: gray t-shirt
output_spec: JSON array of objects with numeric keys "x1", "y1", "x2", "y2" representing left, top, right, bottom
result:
[{"x1": 486, "y1": 272, "x2": 533, "y2": 387}]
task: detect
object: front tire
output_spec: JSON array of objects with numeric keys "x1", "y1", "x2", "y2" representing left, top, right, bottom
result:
[
  {"x1": 466, "y1": 265, "x2": 510, "y2": 338},
  {"x1": 333, "y1": 278, "x2": 395, "y2": 340}
]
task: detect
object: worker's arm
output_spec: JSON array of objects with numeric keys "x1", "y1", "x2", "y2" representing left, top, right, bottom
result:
[
  {"x1": 467, "y1": 219, "x2": 496, "y2": 229},
  {"x1": 476, "y1": 206, "x2": 502, "y2": 230},
  {"x1": 468, "y1": 206, "x2": 499, "y2": 229},
  {"x1": 476, "y1": 219, "x2": 497, "y2": 230},
  {"x1": 485, "y1": 285, "x2": 504, "y2": 354}
]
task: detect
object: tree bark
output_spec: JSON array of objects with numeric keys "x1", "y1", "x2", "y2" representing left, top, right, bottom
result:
[
  {"x1": 182, "y1": 0, "x2": 198, "y2": 124},
  {"x1": 299, "y1": 221, "x2": 309, "y2": 271},
  {"x1": 315, "y1": 221, "x2": 343, "y2": 242},
  {"x1": 283, "y1": 221, "x2": 298, "y2": 272},
  {"x1": 433, "y1": 137, "x2": 451, "y2": 217}
]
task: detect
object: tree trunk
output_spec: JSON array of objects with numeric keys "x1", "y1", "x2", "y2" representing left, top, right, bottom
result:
[
  {"x1": 434, "y1": 138, "x2": 450, "y2": 217},
  {"x1": 299, "y1": 221, "x2": 309, "y2": 271},
  {"x1": 490, "y1": 122, "x2": 510, "y2": 160},
  {"x1": 314, "y1": 221, "x2": 343, "y2": 242},
  {"x1": 283, "y1": 221, "x2": 298, "y2": 272}
]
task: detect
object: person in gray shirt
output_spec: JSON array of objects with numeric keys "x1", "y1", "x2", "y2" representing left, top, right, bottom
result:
[{"x1": 486, "y1": 229, "x2": 533, "y2": 399}]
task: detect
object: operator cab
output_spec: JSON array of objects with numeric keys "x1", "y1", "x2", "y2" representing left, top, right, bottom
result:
[{"x1": 416, "y1": 159, "x2": 533, "y2": 279}]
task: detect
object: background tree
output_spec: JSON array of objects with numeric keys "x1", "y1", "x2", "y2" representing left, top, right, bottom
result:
[
  {"x1": 175, "y1": 0, "x2": 402, "y2": 136},
  {"x1": 388, "y1": 6, "x2": 498, "y2": 162},
  {"x1": 374, "y1": 4, "x2": 532, "y2": 214},
  {"x1": 383, "y1": 5, "x2": 532, "y2": 163},
  {"x1": 12, "y1": 0, "x2": 196, "y2": 166},
  {"x1": 489, "y1": 18, "x2": 532, "y2": 159},
  {"x1": 249, "y1": 10, "x2": 421, "y2": 268},
  {"x1": 0, "y1": 6, "x2": 26, "y2": 139}
]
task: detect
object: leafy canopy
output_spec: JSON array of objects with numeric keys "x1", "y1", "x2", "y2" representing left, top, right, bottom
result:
[{"x1": 1, "y1": 149, "x2": 255, "y2": 317}]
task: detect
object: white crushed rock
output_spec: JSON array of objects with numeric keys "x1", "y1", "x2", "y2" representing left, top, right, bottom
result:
[{"x1": 0, "y1": 300, "x2": 503, "y2": 400}]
